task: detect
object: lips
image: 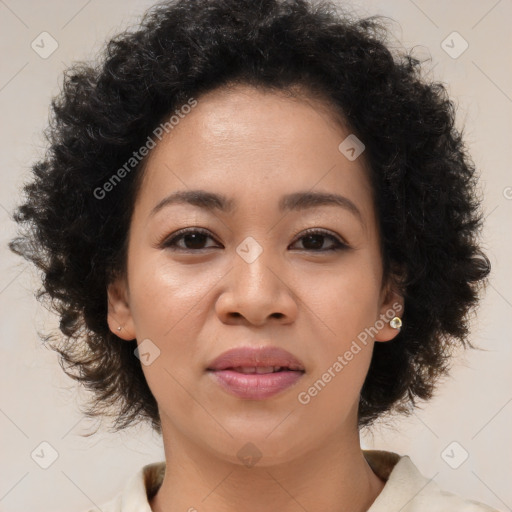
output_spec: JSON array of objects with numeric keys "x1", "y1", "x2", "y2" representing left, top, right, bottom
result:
[
  {"x1": 206, "y1": 346, "x2": 305, "y2": 373},
  {"x1": 206, "y1": 346, "x2": 305, "y2": 399},
  {"x1": 229, "y1": 366, "x2": 288, "y2": 374}
]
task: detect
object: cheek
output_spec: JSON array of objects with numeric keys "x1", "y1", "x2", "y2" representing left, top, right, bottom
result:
[
  {"x1": 293, "y1": 253, "x2": 380, "y2": 403},
  {"x1": 128, "y1": 257, "x2": 212, "y2": 411},
  {"x1": 295, "y1": 270, "x2": 377, "y2": 418},
  {"x1": 126, "y1": 255, "x2": 216, "y2": 397},
  {"x1": 128, "y1": 252, "x2": 212, "y2": 337},
  {"x1": 298, "y1": 257, "x2": 381, "y2": 344}
]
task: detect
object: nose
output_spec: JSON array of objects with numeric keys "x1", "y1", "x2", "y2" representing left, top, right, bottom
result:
[{"x1": 215, "y1": 249, "x2": 298, "y2": 326}]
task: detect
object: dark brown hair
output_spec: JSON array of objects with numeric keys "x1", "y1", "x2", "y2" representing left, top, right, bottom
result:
[{"x1": 9, "y1": 0, "x2": 490, "y2": 434}]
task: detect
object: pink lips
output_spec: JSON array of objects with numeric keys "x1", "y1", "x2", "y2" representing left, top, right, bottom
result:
[{"x1": 206, "y1": 346, "x2": 305, "y2": 400}]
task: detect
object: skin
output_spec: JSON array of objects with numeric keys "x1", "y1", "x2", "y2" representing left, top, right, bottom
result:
[{"x1": 107, "y1": 83, "x2": 404, "y2": 512}]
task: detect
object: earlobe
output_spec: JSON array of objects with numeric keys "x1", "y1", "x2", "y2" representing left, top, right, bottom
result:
[
  {"x1": 107, "y1": 277, "x2": 136, "y2": 340},
  {"x1": 374, "y1": 284, "x2": 405, "y2": 343}
]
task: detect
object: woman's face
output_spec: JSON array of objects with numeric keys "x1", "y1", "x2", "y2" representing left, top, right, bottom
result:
[{"x1": 108, "y1": 84, "x2": 403, "y2": 464}]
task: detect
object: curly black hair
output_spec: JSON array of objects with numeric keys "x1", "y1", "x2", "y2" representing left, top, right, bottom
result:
[{"x1": 8, "y1": 0, "x2": 490, "y2": 435}]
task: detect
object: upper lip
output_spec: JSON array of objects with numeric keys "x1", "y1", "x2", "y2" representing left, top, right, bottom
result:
[{"x1": 207, "y1": 346, "x2": 305, "y2": 371}]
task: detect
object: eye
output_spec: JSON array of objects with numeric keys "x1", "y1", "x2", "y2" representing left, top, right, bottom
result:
[
  {"x1": 160, "y1": 227, "x2": 349, "y2": 252},
  {"x1": 160, "y1": 228, "x2": 220, "y2": 251},
  {"x1": 289, "y1": 228, "x2": 349, "y2": 252}
]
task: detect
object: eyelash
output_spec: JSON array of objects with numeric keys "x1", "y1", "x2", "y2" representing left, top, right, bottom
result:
[{"x1": 160, "y1": 227, "x2": 349, "y2": 252}]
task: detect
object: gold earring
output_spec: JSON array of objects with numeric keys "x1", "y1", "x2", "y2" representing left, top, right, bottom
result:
[{"x1": 390, "y1": 317, "x2": 402, "y2": 329}]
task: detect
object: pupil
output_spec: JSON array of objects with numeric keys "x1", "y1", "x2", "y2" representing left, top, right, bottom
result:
[
  {"x1": 304, "y1": 234, "x2": 323, "y2": 249},
  {"x1": 185, "y1": 233, "x2": 206, "y2": 249}
]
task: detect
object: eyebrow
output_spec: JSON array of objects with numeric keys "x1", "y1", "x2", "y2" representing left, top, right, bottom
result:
[{"x1": 149, "y1": 189, "x2": 364, "y2": 224}]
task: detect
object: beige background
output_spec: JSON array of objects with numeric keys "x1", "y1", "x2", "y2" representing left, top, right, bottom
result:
[{"x1": 1, "y1": 0, "x2": 511, "y2": 511}]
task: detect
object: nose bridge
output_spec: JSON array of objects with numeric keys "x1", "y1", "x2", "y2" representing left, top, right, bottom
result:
[
  {"x1": 216, "y1": 233, "x2": 297, "y2": 324},
  {"x1": 233, "y1": 235, "x2": 281, "y2": 297}
]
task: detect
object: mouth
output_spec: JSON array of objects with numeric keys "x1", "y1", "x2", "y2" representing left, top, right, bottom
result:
[
  {"x1": 206, "y1": 346, "x2": 305, "y2": 399},
  {"x1": 217, "y1": 366, "x2": 304, "y2": 374},
  {"x1": 206, "y1": 345, "x2": 305, "y2": 373},
  {"x1": 207, "y1": 368, "x2": 305, "y2": 399}
]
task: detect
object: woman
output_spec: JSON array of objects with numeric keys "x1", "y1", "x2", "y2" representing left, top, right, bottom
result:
[{"x1": 9, "y1": 0, "x2": 498, "y2": 510}]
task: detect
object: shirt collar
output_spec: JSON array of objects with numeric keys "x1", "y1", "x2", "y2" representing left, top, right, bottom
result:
[{"x1": 103, "y1": 449, "x2": 495, "y2": 512}]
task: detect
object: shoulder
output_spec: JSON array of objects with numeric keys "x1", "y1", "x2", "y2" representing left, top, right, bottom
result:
[
  {"x1": 80, "y1": 461, "x2": 165, "y2": 512},
  {"x1": 364, "y1": 450, "x2": 501, "y2": 512}
]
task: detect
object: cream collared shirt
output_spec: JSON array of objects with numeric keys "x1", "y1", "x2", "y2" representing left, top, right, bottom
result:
[{"x1": 85, "y1": 450, "x2": 500, "y2": 512}]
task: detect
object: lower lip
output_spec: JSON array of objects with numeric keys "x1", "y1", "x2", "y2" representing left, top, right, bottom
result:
[{"x1": 208, "y1": 369, "x2": 304, "y2": 399}]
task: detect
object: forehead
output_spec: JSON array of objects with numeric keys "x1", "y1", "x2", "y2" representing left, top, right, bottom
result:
[{"x1": 134, "y1": 84, "x2": 374, "y2": 221}]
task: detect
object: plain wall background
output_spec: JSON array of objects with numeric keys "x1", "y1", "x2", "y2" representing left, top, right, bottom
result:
[{"x1": 0, "y1": 1, "x2": 510, "y2": 511}]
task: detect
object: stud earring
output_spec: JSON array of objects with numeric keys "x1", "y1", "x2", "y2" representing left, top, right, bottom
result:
[
  {"x1": 390, "y1": 317, "x2": 402, "y2": 329},
  {"x1": 117, "y1": 326, "x2": 122, "y2": 331}
]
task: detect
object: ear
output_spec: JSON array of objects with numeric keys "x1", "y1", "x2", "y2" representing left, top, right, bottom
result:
[
  {"x1": 107, "y1": 275, "x2": 136, "y2": 341},
  {"x1": 374, "y1": 275, "x2": 404, "y2": 343}
]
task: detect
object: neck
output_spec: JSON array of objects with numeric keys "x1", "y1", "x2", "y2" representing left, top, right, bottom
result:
[{"x1": 149, "y1": 419, "x2": 386, "y2": 512}]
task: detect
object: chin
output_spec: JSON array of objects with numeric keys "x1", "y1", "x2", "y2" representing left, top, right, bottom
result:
[{"x1": 204, "y1": 429, "x2": 315, "y2": 468}]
